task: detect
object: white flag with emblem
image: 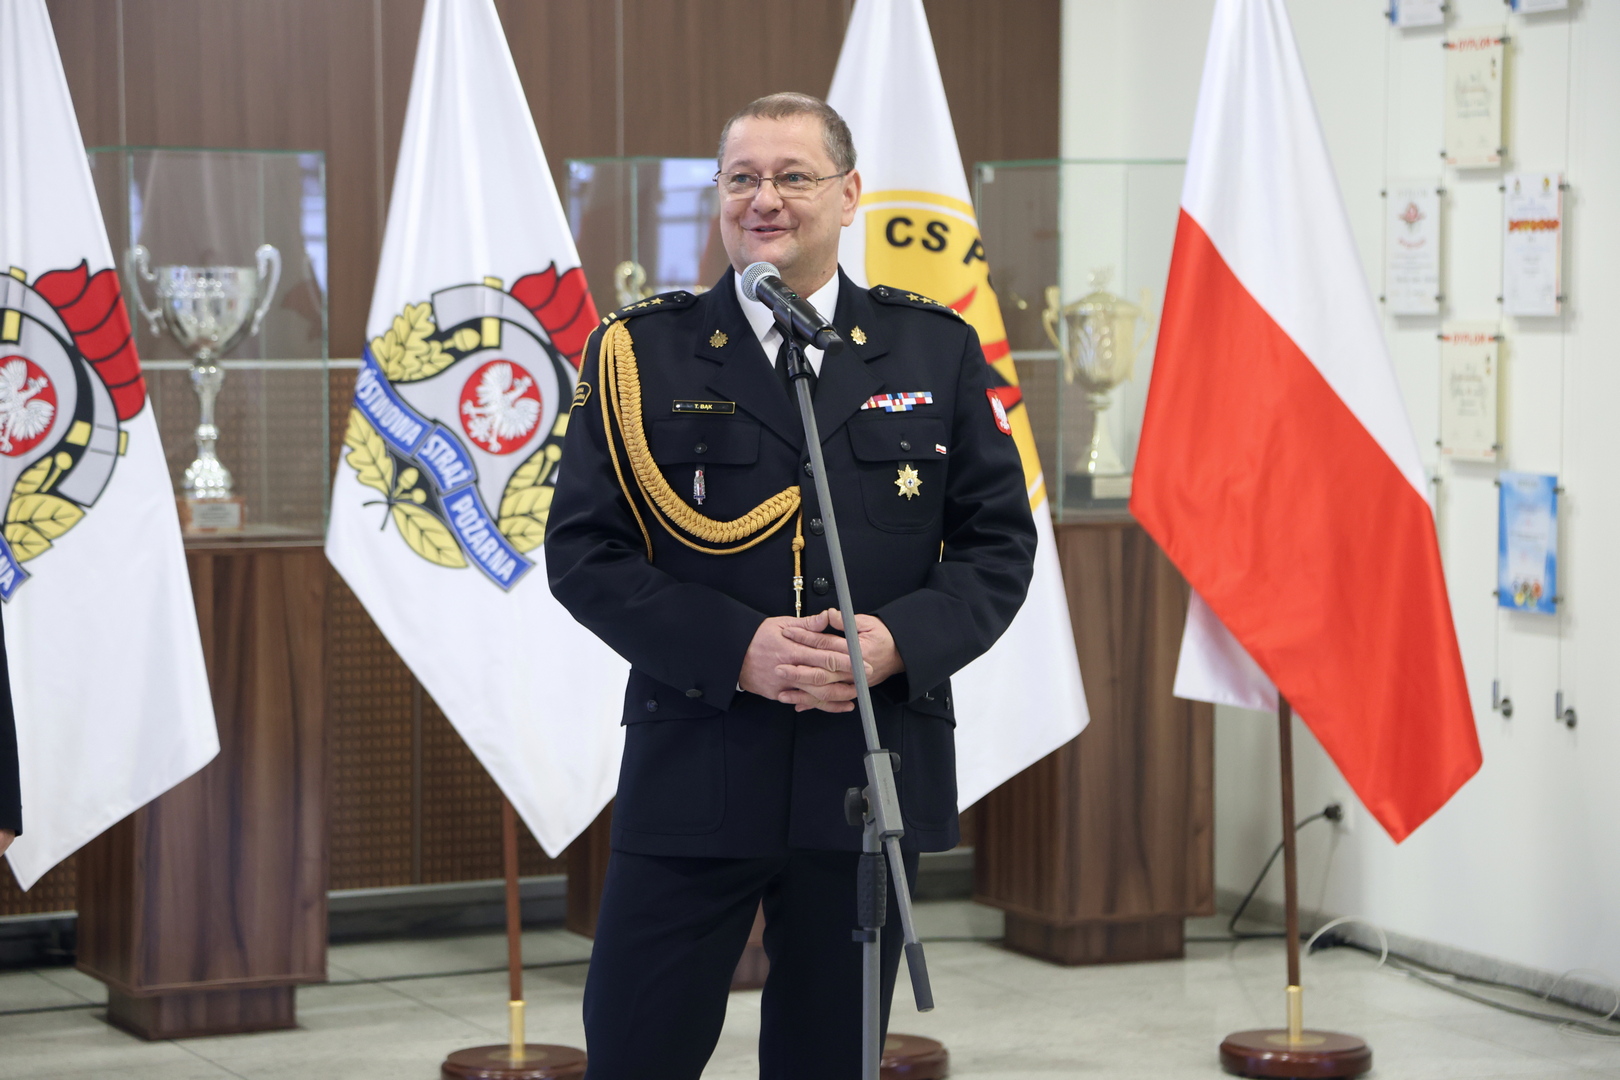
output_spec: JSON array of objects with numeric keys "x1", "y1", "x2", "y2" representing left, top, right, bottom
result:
[
  {"x1": 0, "y1": 0, "x2": 218, "y2": 888},
  {"x1": 829, "y1": 0, "x2": 1089, "y2": 807},
  {"x1": 325, "y1": 0, "x2": 624, "y2": 855}
]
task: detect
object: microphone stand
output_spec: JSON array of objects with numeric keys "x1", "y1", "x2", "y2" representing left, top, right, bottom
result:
[{"x1": 781, "y1": 326, "x2": 934, "y2": 1080}]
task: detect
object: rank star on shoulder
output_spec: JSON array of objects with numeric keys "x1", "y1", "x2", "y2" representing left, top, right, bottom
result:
[{"x1": 895, "y1": 463, "x2": 922, "y2": 499}]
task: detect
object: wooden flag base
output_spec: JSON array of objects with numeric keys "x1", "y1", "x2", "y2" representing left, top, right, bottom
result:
[
  {"x1": 1219, "y1": 1029, "x2": 1370, "y2": 1078},
  {"x1": 440, "y1": 1044, "x2": 587, "y2": 1080},
  {"x1": 1218, "y1": 703, "x2": 1371, "y2": 1080},
  {"x1": 882, "y1": 1033, "x2": 949, "y2": 1079},
  {"x1": 441, "y1": 802, "x2": 586, "y2": 1080}
]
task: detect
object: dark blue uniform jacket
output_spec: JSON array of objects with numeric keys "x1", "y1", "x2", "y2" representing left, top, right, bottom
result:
[{"x1": 545, "y1": 267, "x2": 1035, "y2": 857}]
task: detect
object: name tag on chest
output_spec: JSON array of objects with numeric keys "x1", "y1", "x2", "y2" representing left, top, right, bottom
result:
[{"x1": 672, "y1": 400, "x2": 736, "y2": 415}]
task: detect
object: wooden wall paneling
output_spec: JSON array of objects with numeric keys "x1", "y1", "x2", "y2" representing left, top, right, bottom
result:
[
  {"x1": 379, "y1": 0, "x2": 425, "y2": 240},
  {"x1": 325, "y1": 572, "x2": 416, "y2": 891},
  {"x1": 496, "y1": 0, "x2": 619, "y2": 196},
  {"x1": 0, "y1": 860, "x2": 75, "y2": 919},
  {"x1": 76, "y1": 545, "x2": 328, "y2": 1038},
  {"x1": 45, "y1": 0, "x2": 123, "y2": 146},
  {"x1": 924, "y1": 0, "x2": 1062, "y2": 170},
  {"x1": 620, "y1": 0, "x2": 851, "y2": 160}
]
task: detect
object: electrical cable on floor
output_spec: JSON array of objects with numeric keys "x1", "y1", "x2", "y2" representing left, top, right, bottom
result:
[
  {"x1": 1315, "y1": 937, "x2": 1620, "y2": 1040},
  {"x1": 1184, "y1": 803, "x2": 1342, "y2": 943},
  {"x1": 1182, "y1": 813, "x2": 1620, "y2": 1039}
]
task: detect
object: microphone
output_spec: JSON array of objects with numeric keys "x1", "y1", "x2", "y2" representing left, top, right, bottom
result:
[{"x1": 741, "y1": 262, "x2": 844, "y2": 351}]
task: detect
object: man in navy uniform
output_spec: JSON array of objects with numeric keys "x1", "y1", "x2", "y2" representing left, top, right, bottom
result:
[{"x1": 546, "y1": 92, "x2": 1035, "y2": 1079}]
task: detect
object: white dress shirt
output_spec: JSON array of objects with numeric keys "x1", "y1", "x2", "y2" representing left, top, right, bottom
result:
[{"x1": 733, "y1": 270, "x2": 841, "y2": 377}]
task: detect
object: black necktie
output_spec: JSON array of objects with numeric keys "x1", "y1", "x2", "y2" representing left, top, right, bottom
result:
[{"x1": 775, "y1": 335, "x2": 816, "y2": 400}]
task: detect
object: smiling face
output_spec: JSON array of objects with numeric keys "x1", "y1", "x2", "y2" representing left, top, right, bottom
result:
[{"x1": 717, "y1": 113, "x2": 861, "y2": 299}]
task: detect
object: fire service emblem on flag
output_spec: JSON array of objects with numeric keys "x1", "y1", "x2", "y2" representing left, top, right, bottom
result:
[
  {"x1": 0, "y1": 264, "x2": 146, "y2": 601},
  {"x1": 341, "y1": 264, "x2": 595, "y2": 591}
]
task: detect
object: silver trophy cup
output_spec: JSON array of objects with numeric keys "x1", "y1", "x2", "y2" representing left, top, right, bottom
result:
[{"x1": 126, "y1": 244, "x2": 281, "y2": 503}]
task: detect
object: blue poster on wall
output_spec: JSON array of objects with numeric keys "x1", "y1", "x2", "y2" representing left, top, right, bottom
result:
[{"x1": 1497, "y1": 472, "x2": 1559, "y2": 614}]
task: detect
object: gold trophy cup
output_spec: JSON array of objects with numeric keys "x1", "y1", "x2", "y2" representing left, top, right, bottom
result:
[{"x1": 1042, "y1": 268, "x2": 1153, "y2": 504}]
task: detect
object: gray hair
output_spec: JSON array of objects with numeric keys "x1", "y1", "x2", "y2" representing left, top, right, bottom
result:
[{"x1": 716, "y1": 93, "x2": 857, "y2": 175}]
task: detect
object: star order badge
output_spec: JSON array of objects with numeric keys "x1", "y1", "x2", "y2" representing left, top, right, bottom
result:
[{"x1": 895, "y1": 463, "x2": 922, "y2": 499}]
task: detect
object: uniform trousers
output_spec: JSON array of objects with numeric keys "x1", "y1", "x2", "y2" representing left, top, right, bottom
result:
[{"x1": 582, "y1": 845, "x2": 920, "y2": 1080}]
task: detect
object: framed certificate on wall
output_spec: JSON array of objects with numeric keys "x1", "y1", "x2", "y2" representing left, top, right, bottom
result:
[
  {"x1": 1497, "y1": 472, "x2": 1558, "y2": 615},
  {"x1": 1443, "y1": 29, "x2": 1505, "y2": 168},
  {"x1": 1439, "y1": 324, "x2": 1499, "y2": 462}
]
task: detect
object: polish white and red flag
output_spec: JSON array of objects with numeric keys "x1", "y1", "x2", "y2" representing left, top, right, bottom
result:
[{"x1": 1130, "y1": 0, "x2": 1481, "y2": 841}]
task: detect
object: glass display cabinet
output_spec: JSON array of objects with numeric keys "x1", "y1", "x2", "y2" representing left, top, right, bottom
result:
[
  {"x1": 974, "y1": 159, "x2": 1184, "y2": 516},
  {"x1": 565, "y1": 156, "x2": 730, "y2": 316},
  {"x1": 88, "y1": 147, "x2": 329, "y2": 540}
]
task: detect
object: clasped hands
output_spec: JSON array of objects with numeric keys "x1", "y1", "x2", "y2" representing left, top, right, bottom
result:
[{"x1": 738, "y1": 609, "x2": 903, "y2": 713}]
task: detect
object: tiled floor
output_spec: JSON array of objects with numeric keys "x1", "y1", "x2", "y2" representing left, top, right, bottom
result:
[{"x1": 1, "y1": 903, "x2": 1616, "y2": 1079}]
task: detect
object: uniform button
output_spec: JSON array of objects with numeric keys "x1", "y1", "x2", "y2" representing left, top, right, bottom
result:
[
  {"x1": 809, "y1": 518, "x2": 824, "y2": 535},
  {"x1": 876, "y1": 286, "x2": 890, "y2": 298},
  {"x1": 899, "y1": 439, "x2": 911, "y2": 451},
  {"x1": 803, "y1": 460, "x2": 814, "y2": 477},
  {"x1": 685, "y1": 688, "x2": 703, "y2": 699},
  {"x1": 645, "y1": 699, "x2": 658, "y2": 713},
  {"x1": 694, "y1": 442, "x2": 707, "y2": 454},
  {"x1": 812, "y1": 577, "x2": 830, "y2": 595}
]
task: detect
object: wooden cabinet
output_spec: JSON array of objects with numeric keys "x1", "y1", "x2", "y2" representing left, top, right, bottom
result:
[
  {"x1": 75, "y1": 543, "x2": 328, "y2": 1039},
  {"x1": 973, "y1": 517, "x2": 1214, "y2": 965}
]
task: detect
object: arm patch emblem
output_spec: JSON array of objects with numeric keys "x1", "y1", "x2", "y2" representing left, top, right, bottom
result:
[{"x1": 986, "y1": 389, "x2": 1012, "y2": 435}]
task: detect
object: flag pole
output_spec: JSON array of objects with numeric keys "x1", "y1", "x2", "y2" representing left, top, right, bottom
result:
[
  {"x1": 1218, "y1": 699, "x2": 1370, "y2": 1078},
  {"x1": 1277, "y1": 699, "x2": 1304, "y2": 1043},
  {"x1": 439, "y1": 797, "x2": 586, "y2": 1080},
  {"x1": 503, "y1": 797, "x2": 527, "y2": 1061}
]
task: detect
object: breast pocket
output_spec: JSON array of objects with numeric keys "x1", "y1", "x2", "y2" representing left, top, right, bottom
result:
[
  {"x1": 649, "y1": 415, "x2": 762, "y2": 516},
  {"x1": 847, "y1": 413, "x2": 947, "y2": 533}
]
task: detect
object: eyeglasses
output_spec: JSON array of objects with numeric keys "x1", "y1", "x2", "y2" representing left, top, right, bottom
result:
[{"x1": 713, "y1": 170, "x2": 849, "y2": 200}]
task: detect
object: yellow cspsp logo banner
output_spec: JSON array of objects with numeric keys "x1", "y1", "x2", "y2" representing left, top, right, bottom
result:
[{"x1": 861, "y1": 190, "x2": 1045, "y2": 508}]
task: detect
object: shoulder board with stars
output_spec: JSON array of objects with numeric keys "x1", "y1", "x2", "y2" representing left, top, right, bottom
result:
[
  {"x1": 867, "y1": 284, "x2": 963, "y2": 320},
  {"x1": 600, "y1": 289, "x2": 698, "y2": 326}
]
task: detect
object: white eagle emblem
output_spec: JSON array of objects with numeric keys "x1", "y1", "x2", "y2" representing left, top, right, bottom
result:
[
  {"x1": 460, "y1": 361, "x2": 540, "y2": 453},
  {"x1": 0, "y1": 358, "x2": 55, "y2": 454}
]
